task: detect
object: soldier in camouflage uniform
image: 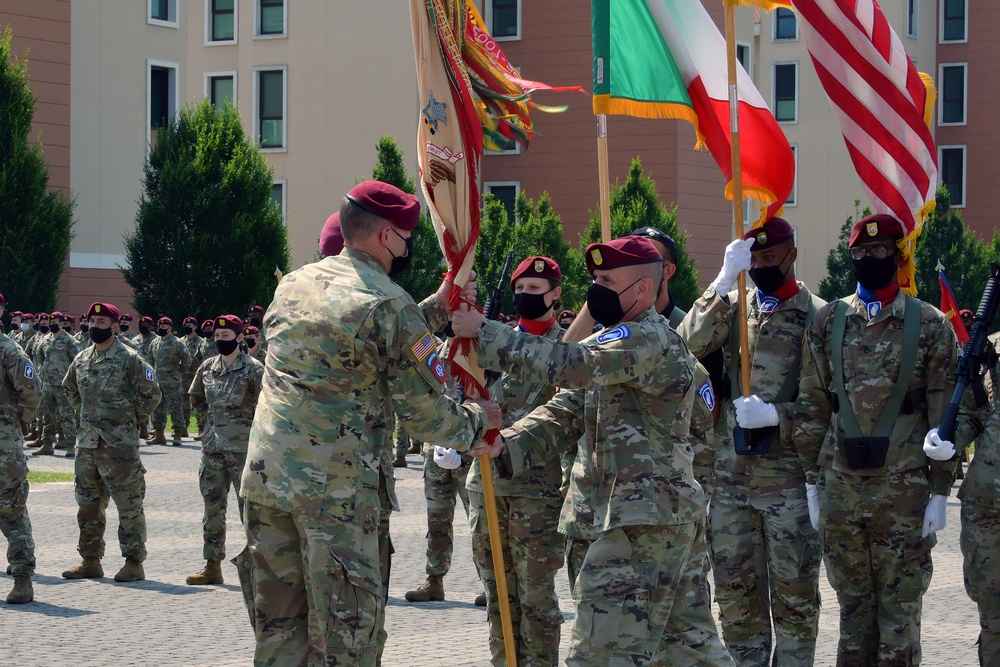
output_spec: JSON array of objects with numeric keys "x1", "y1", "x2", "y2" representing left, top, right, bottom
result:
[
  {"x1": 7, "y1": 310, "x2": 22, "y2": 340},
  {"x1": 24, "y1": 313, "x2": 50, "y2": 443},
  {"x1": 243, "y1": 325, "x2": 266, "y2": 363},
  {"x1": 239, "y1": 181, "x2": 500, "y2": 667},
  {"x1": 186, "y1": 315, "x2": 264, "y2": 586},
  {"x1": 246, "y1": 305, "x2": 267, "y2": 355},
  {"x1": 179, "y1": 316, "x2": 205, "y2": 438},
  {"x1": 0, "y1": 294, "x2": 40, "y2": 604},
  {"x1": 453, "y1": 237, "x2": 732, "y2": 666},
  {"x1": 794, "y1": 214, "x2": 977, "y2": 665},
  {"x1": 147, "y1": 316, "x2": 190, "y2": 446},
  {"x1": 677, "y1": 217, "x2": 824, "y2": 666},
  {"x1": 62, "y1": 302, "x2": 161, "y2": 583},
  {"x1": 34, "y1": 312, "x2": 82, "y2": 457},
  {"x1": 117, "y1": 314, "x2": 136, "y2": 344},
  {"x1": 136, "y1": 316, "x2": 156, "y2": 361}
]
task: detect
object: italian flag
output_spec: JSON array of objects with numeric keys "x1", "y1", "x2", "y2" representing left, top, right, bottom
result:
[{"x1": 592, "y1": 0, "x2": 795, "y2": 220}]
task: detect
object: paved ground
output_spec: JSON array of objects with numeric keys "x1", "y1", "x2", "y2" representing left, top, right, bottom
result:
[{"x1": 0, "y1": 442, "x2": 983, "y2": 666}]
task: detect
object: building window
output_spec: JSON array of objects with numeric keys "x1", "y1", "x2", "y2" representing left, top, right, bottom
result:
[
  {"x1": 774, "y1": 8, "x2": 797, "y2": 41},
  {"x1": 939, "y1": 64, "x2": 967, "y2": 125},
  {"x1": 207, "y1": 73, "x2": 235, "y2": 108},
  {"x1": 484, "y1": 182, "x2": 519, "y2": 223},
  {"x1": 906, "y1": 0, "x2": 918, "y2": 37},
  {"x1": 773, "y1": 63, "x2": 797, "y2": 122},
  {"x1": 736, "y1": 43, "x2": 751, "y2": 74},
  {"x1": 258, "y1": 0, "x2": 286, "y2": 37},
  {"x1": 941, "y1": 0, "x2": 967, "y2": 42},
  {"x1": 271, "y1": 180, "x2": 287, "y2": 223},
  {"x1": 149, "y1": 0, "x2": 177, "y2": 25},
  {"x1": 939, "y1": 146, "x2": 966, "y2": 207},
  {"x1": 787, "y1": 145, "x2": 798, "y2": 206},
  {"x1": 255, "y1": 68, "x2": 287, "y2": 150},
  {"x1": 148, "y1": 60, "x2": 178, "y2": 150},
  {"x1": 488, "y1": 0, "x2": 520, "y2": 40},
  {"x1": 211, "y1": 0, "x2": 236, "y2": 42}
]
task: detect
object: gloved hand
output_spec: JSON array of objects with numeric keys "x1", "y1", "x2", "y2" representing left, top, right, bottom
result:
[
  {"x1": 734, "y1": 395, "x2": 779, "y2": 429},
  {"x1": 805, "y1": 483, "x2": 820, "y2": 532},
  {"x1": 433, "y1": 446, "x2": 462, "y2": 470},
  {"x1": 922, "y1": 494, "x2": 948, "y2": 537},
  {"x1": 922, "y1": 428, "x2": 956, "y2": 462},
  {"x1": 712, "y1": 238, "x2": 754, "y2": 295}
]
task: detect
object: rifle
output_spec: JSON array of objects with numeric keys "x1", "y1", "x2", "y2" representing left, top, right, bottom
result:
[
  {"x1": 938, "y1": 261, "x2": 1000, "y2": 442},
  {"x1": 482, "y1": 250, "x2": 516, "y2": 387}
]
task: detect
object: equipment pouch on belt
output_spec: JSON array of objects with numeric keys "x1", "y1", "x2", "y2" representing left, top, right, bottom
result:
[{"x1": 842, "y1": 436, "x2": 890, "y2": 470}]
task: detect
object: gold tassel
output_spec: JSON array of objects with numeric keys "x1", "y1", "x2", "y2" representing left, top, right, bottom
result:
[
  {"x1": 919, "y1": 72, "x2": 937, "y2": 129},
  {"x1": 721, "y1": 0, "x2": 793, "y2": 12}
]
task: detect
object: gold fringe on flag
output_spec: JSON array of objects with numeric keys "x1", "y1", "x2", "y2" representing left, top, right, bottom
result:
[
  {"x1": 919, "y1": 72, "x2": 937, "y2": 128},
  {"x1": 722, "y1": 0, "x2": 793, "y2": 12},
  {"x1": 592, "y1": 95, "x2": 707, "y2": 150}
]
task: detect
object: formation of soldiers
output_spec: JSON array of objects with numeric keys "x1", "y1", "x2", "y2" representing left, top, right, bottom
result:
[{"x1": 1, "y1": 181, "x2": 999, "y2": 667}]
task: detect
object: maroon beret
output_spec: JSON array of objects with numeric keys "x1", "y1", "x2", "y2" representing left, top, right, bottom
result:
[
  {"x1": 157, "y1": 316, "x2": 173, "y2": 327},
  {"x1": 214, "y1": 315, "x2": 243, "y2": 332},
  {"x1": 50, "y1": 311, "x2": 63, "y2": 320},
  {"x1": 585, "y1": 237, "x2": 662, "y2": 277},
  {"x1": 850, "y1": 214, "x2": 905, "y2": 247},
  {"x1": 118, "y1": 313, "x2": 134, "y2": 322},
  {"x1": 745, "y1": 217, "x2": 794, "y2": 250},
  {"x1": 243, "y1": 325, "x2": 261, "y2": 336},
  {"x1": 22, "y1": 313, "x2": 34, "y2": 321},
  {"x1": 320, "y1": 212, "x2": 344, "y2": 257},
  {"x1": 10, "y1": 311, "x2": 22, "y2": 318},
  {"x1": 346, "y1": 180, "x2": 421, "y2": 231},
  {"x1": 79, "y1": 313, "x2": 87, "y2": 321},
  {"x1": 558, "y1": 309, "x2": 576, "y2": 319},
  {"x1": 510, "y1": 256, "x2": 562, "y2": 291},
  {"x1": 37, "y1": 312, "x2": 49, "y2": 320},
  {"x1": 200, "y1": 319, "x2": 214, "y2": 330},
  {"x1": 60, "y1": 314, "x2": 74, "y2": 323},
  {"x1": 183, "y1": 316, "x2": 198, "y2": 326},
  {"x1": 247, "y1": 305, "x2": 265, "y2": 315},
  {"x1": 139, "y1": 316, "x2": 154, "y2": 326},
  {"x1": 87, "y1": 302, "x2": 120, "y2": 321},
  {"x1": 960, "y1": 308, "x2": 974, "y2": 318}
]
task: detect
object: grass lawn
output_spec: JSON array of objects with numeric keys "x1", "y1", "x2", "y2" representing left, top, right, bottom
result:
[{"x1": 28, "y1": 471, "x2": 74, "y2": 484}]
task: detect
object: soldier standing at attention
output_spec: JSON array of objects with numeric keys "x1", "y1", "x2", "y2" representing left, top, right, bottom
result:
[
  {"x1": 239, "y1": 181, "x2": 501, "y2": 666},
  {"x1": 246, "y1": 305, "x2": 266, "y2": 354},
  {"x1": 677, "y1": 217, "x2": 825, "y2": 666},
  {"x1": 33, "y1": 312, "x2": 82, "y2": 458},
  {"x1": 795, "y1": 214, "x2": 976, "y2": 665},
  {"x1": 0, "y1": 293, "x2": 40, "y2": 604},
  {"x1": 136, "y1": 316, "x2": 156, "y2": 362},
  {"x1": 146, "y1": 316, "x2": 190, "y2": 446},
  {"x1": 179, "y1": 316, "x2": 204, "y2": 438},
  {"x1": 117, "y1": 314, "x2": 136, "y2": 344},
  {"x1": 62, "y1": 302, "x2": 161, "y2": 583},
  {"x1": 452, "y1": 236, "x2": 732, "y2": 666},
  {"x1": 242, "y1": 326, "x2": 266, "y2": 363},
  {"x1": 186, "y1": 315, "x2": 263, "y2": 586}
]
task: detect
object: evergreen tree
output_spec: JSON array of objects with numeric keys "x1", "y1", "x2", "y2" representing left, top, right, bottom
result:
[
  {"x1": 122, "y1": 99, "x2": 290, "y2": 320},
  {"x1": 0, "y1": 27, "x2": 74, "y2": 315},
  {"x1": 818, "y1": 201, "x2": 871, "y2": 301},
  {"x1": 474, "y1": 194, "x2": 519, "y2": 315}
]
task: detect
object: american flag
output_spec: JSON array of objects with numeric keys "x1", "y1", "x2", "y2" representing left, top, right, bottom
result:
[{"x1": 410, "y1": 333, "x2": 435, "y2": 362}]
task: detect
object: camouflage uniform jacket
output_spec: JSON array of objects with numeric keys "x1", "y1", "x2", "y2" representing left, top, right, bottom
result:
[
  {"x1": 689, "y1": 360, "x2": 716, "y2": 498},
  {"x1": 240, "y1": 249, "x2": 489, "y2": 530},
  {"x1": 0, "y1": 334, "x2": 41, "y2": 450},
  {"x1": 467, "y1": 320, "x2": 565, "y2": 500},
  {"x1": 250, "y1": 344, "x2": 266, "y2": 364},
  {"x1": 181, "y1": 334, "x2": 205, "y2": 379},
  {"x1": 37, "y1": 329, "x2": 81, "y2": 387},
  {"x1": 137, "y1": 332, "x2": 157, "y2": 364},
  {"x1": 149, "y1": 333, "x2": 190, "y2": 384},
  {"x1": 794, "y1": 290, "x2": 975, "y2": 495},
  {"x1": 957, "y1": 331, "x2": 1000, "y2": 509},
  {"x1": 63, "y1": 339, "x2": 162, "y2": 449},
  {"x1": 26, "y1": 332, "x2": 49, "y2": 360},
  {"x1": 189, "y1": 351, "x2": 264, "y2": 453},
  {"x1": 479, "y1": 307, "x2": 704, "y2": 530},
  {"x1": 10, "y1": 328, "x2": 32, "y2": 348},
  {"x1": 678, "y1": 282, "x2": 824, "y2": 477}
]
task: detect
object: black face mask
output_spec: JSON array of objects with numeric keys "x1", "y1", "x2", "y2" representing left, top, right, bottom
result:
[
  {"x1": 748, "y1": 248, "x2": 792, "y2": 293},
  {"x1": 49, "y1": 324, "x2": 60, "y2": 333},
  {"x1": 201, "y1": 329, "x2": 213, "y2": 339},
  {"x1": 120, "y1": 324, "x2": 130, "y2": 333},
  {"x1": 62, "y1": 326, "x2": 72, "y2": 333},
  {"x1": 89, "y1": 326, "x2": 114, "y2": 344},
  {"x1": 32, "y1": 324, "x2": 40, "y2": 331},
  {"x1": 139, "y1": 325, "x2": 151, "y2": 336},
  {"x1": 215, "y1": 338, "x2": 239, "y2": 356},
  {"x1": 852, "y1": 256, "x2": 898, "y2": 291},
  {"x1": 246, "y1": 338, "x2": 257, "y2": 349},
  {"x1": 156, "y1": 328, "x2": 168, "y2": 337},
  {"x1": 587, "y1": 279, "x2": 641, "y2": 328},
  {"x1": 80, "y1": 324, "x2": 89, "y2": 333},
  {"x1": 513, "y1": 291, "x2": 554, "y2": 321},
  {"x1": 183, "y1": 326, "x2": 194, "y2": 336},
  {"x1": 387, "y1": 229, "x2": 413, "y2": 277}
]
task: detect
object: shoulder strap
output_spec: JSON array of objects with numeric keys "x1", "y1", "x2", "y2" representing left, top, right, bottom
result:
[
  {"x1": 728, "y1": 305, "x2": 741, "y2": 400},
  {"x1": 771, "y1": 294, "x2": 822, "y2": 404}
]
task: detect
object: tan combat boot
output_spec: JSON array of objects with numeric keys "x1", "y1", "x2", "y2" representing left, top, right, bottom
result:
[
  {"x1": 138, "y1": 423, "x2": 149, "y2": 440},
  {"x1": 404, "y1": 575, "x2": 444, "y2": 602},
  {"x1": 146, "y1": 429, "x2": 167, "y2": 445},
  {"x1": 63, "y1": 557, "x2": 103, "y2": 579},
  {"x1": 194, "y1": 427, "x2": 203, "y2": 441},
  {"x1": 23, "y1": 435, "x2": 42, "y2": 448},
  {"x1": 6, "y1": 576, "x2": 33, "y2": 604},
  {"x1": 185, "y1": 560, "x2": 223, "y2": 585},
  {"x1": 171, "y1": 430, "x2": 182, "y2": 446},
  {"x1": 177, "y1": 426, "x2": 189, "y2": 438},
  {"x1": 33, "y1": 440, "x2": 55, "y2": 456},
  {"x1": 407, "y1": 440, "x2": 422, "y2": 455},
  {"x1": 114, "y1": 558, "x2": 145, "y2": 582}
]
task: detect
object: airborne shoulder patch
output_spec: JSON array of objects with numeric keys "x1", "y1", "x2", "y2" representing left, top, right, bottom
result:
[
  {"x1": 23, "y1": 362, "x2": 34, "y2": 380},
  {"x1": 411, "y1": 333, "x2": 435, "y2": 362},
  {"x1": 426, "y1": 351, "x2": 447, "y2": 384},
  {"x1": 144, "y1": 366, "x2": 155, "y2": 381},
  {"x1": 698, "y1": 381, "x2": 716, "y2": 411},
  {"x1": 595, "y1": 324, "x2": 630, "y2": 345}
]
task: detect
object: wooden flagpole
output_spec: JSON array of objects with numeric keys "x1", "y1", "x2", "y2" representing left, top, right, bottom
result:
[
  {"x1": 477, "y1": 456, "x2": 517, "y2": 665},
  {"x1": 597, "y1": 114, "x2": 613, "y2": 242},
  {"x1": 725, "y1": 4, "x2": 753, "y2": 395}
]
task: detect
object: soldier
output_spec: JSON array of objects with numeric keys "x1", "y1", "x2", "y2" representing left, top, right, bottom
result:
[
  {"x1": 193, "y1": 319, "x2": 216, "y2": 441},
  {"x1": 7, "y1": 310, "x2": 22, "y2": 338},
  {"x1": 62, "y1": 302, "x2": 161, "y2": 583},
  {"x1": 794, "y1": 213, "x2": 977, "y2": 664},
  {"x1": 239, "y1": 180, "x2": 501, "y2": 666},
  {"x1": 60, "y1": 313, "x2": 76, "y2": 336},
  {"x1": 246, "y1": 305, "x2": 267, "y2": 354},
  {"x1": 452, "y1": 236, "x2": 732, "y2": 666},
  {"x1": 179, "y1": 316, "x2": 204, "y2": 438},
  {"x1": 146, "y1": 316, "x2": 190, "y2": 446},
  {"x1": 556, "y1": 309, "x2": 575, "y2": 328},
  {"x1": 33, "y1": 312, "x2": 82, "y2": 458},
  {"x1": 186, "y1": 315, "x2": 264, "y2": 586},
  {"x1": 117, "y1": 313, "x2": 135, "y2": 343},
  {"x1": 242, "y1": 325, "x2": 266, "y2": 363},
  {"x1": 463, "y1": 256, "x2": 567, "y2": 666},
  {"x1": 136, "y1": 316, "x2": 156, "y2": 360},
  {"x1": 0, "y1": 294, "x2": 40, "y2": 604},
  {"x1": 26, "y1": 313, "x2": 49, "y2": 361}
]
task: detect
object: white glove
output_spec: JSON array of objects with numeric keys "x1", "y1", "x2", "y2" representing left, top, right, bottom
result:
[
  {"x1": 922, "y1": 494, "x2": 948, "y2": 537},
  {"x1": 734, "y1": 395, "x2": 779, "y2": 429},
  {"x1": 922, "y1": 428, "x2": 956, "y2": 462},
  {"x1": 433, "y1": 446, "x2": 462, "y2": 470},
  {"x1": 805, "y1": 483, "x2": 820, "y2": 532},
  {"x1": 712, "y1": 238, "x2": 754, "y2": 294}
]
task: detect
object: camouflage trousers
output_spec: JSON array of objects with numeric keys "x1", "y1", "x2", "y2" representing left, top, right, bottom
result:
[
  {"x1": 181, "y1": 375, "x2": 194, "y2": 426},
  {"x1": 564, "y1": 536, "x2": 593, "y2": 599},
  {"x1": 820, "y1": 467, "x2": 935, "y2": 666},
  {"x1": 39, "y1": 382, "x2": 75, "y2": 443},
  {"x1": 377, "y1": 473, "x2": 394, "y2": 667},
  {"x1": 568, "y1": 521, "x2": 732, "y2": 666},
  {"x1": 151, "y1": 380, "x2": 185, "y2": 431},
  {"x1": 709, "y1": 469, "x2": 822, "y2": 666},
  {"x1": 244, "y1": 501, "x2": 382, "y2": 667},
  {"x1": 0, "y1": 449, "x2": 35, "y2": 577},
  {"x1": 422, "y1": 445, "x2": 473, "y2": 577},
  {"x1": 74, "y1": 442, "x2": 147, "y2": 561},
  {"x1": 960, "y1": 501, "x2": 1000, "y2": 667},
  {"x1": 199, "y1": 450, "x2": 247, "y2": 561},
  {"x1": 470, "y1": 491, "x2": 565, "y2": 667}
]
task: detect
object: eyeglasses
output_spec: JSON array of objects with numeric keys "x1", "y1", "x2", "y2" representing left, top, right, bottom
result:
[{"x1": 849, "y1": 244, "x2": 896, "y2": 260}]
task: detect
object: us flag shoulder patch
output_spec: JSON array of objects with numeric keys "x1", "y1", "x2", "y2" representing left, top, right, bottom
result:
[{"x1": 411, "y1": 333, "x2": 435, "y2": 362}]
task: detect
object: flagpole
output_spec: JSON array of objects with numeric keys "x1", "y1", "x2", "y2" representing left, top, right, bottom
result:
[
  {"x1": 724, "y1": 3, "x2": 753, "y2": 396},
  {"x1": 597, "y1": 114, "x2": 612, "y2": 242}
]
